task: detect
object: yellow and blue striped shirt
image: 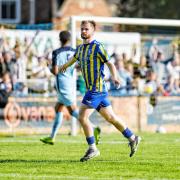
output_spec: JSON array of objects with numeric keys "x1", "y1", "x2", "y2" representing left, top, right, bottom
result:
[{"x1": 73, "y1": 40, "x2": 110, "y2": 92}]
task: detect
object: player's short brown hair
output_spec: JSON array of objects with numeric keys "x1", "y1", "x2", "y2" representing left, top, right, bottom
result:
[
  {"x1": 59, "y1": 31, "x2": 71, "y2": 44},
  {"x1": 81, "y1": 20, "x2": 96, "y2": 30}
]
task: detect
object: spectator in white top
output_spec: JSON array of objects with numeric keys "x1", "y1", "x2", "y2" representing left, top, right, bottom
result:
[{"x1": 11, "y1": 43, "x2": 27, "y2": 93}]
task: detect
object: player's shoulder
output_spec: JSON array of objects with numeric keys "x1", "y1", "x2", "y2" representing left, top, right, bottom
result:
[
  {"x1": 93, "y1": 40, "x2": 104, "y2": 47},
  {"x1": 76, "y1": 44, "x2": 83, "y2": 49},
  {"x1": 63, "y1": 46, "x2": 76, "y2": 52},
  {"x1": 53, "y1": 46, "x2": 75, "y2": 54}
]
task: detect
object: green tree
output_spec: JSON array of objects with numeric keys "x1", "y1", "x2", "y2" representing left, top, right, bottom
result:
[{"x1": 116, "y1": 0, "x2": 180, "y2": 19}]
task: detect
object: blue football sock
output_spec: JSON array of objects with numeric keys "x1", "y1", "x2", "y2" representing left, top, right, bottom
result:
[
  {"x1": 50, "y1": 112, "x2": 63, "y2": 139},
  {"x1": 86, "y1": 136, "x2": 96, "y2": 149},
  {"x1": 71, "y1": 110, "x2": 79, "y2": 119},
  {"x1": 86, "y1": 136, "x2": 95, "y2": 145},
  {"x1": 122, "y1": 128, "x2": 134, "y2": 139}
]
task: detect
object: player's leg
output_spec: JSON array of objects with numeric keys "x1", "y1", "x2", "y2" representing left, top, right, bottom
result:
[
  {"x1": 40, "y1": 103, "x2": 64, "y2": 145},
  {"x1": 50, "y1": 103, "x2": 64, "y2": 139},
  {"x1": 67, "y1": 104, "x2": 101, "y2": 145},
  {"x1": 78, "y1": 104, "x2": 100, "y2": 162},
  {"x1": 98, "y1": 105, "x2": 141, "y2": 157},
  {"x1": 67, "y1": 104, "x2": 79, "y2": 119}
]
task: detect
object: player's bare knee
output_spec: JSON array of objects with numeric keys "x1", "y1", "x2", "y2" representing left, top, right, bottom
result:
[{"x1": 78, "y1": 116, "x2": 85, "y2": 124}]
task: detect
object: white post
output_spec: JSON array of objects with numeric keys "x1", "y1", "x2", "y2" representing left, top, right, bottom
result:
[
  {"x1": 70, "y1": 16, "x2": 77, "y2": 136},
  {"x1": 70, "y1": 16, "x2": 180, "y2": 27},
  {"x1": 71, "y1": 116, "x2": 77, "y2": 136},
  {"x1": 70, "y1": 16, "x2": 77, "y2": 48},
  {"x1": 71, "y1": 67, "x2": 77, "y2": 136}
]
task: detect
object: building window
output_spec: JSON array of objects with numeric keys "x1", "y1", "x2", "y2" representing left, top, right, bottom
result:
[{"x1": 0, "y1": 0, "x2": 21, "y2": 23}]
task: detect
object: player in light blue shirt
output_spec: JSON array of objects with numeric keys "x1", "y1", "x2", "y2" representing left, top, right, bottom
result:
[
  {"x1": 53, "y1": 45, "x2": 76, "y2": 106},
  {"x1": 40, "y1": 31, "x2": 101, "y2": 145}
]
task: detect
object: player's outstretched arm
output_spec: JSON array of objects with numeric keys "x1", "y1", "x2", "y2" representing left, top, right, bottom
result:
[{"x1": 59, "y1": 57, "x2": 76, "y2": 73}]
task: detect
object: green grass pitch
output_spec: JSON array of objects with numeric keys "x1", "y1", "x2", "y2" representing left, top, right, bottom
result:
[{"x1": 0, "y1": 133, "x2": 179, "y2": 179}]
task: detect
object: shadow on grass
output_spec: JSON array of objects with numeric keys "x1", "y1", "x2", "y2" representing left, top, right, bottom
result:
[
  {"x1": 0, "y1": 159, "x2": 124, "y2": 164},
  {"x1": 0, "y1": 159, "x2": 79, "y2": 163}
]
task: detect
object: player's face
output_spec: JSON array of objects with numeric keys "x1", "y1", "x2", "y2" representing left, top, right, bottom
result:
[{"x1": 81, "y1": 23, "x2": 95, "y2": 40}]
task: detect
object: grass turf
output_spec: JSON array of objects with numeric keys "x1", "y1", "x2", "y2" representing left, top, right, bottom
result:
[{"x1": 0, "y1": 133, "x2": 179, "y2": 179}]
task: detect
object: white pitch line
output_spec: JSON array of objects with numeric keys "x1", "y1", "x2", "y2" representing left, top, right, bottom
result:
[
  {"x1": 0, "y1": 138, "x2": 179, "y2": 144},
  {"x1": 0, "y1": 173, "x2": 113, "y2": 180},
  {"x1": 0, "y1": 173, "x2": 150, "y2": 180},
  {"x1": 0, "y1": 139, "x2": 127, "y2": 144}
]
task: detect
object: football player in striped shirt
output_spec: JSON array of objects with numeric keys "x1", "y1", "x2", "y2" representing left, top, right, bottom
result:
[{"x1": 59, "y1": 21, "x2": 141, "y2": 162}]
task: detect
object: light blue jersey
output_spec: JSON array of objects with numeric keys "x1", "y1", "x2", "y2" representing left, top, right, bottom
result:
[{"x1": 52, "y1": 46, "x2": 76, "y2": 106}]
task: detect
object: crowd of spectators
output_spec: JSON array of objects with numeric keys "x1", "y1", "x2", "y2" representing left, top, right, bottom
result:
[
  {"x1": 108, "y1": 41, "x2": 180, "y2": 97},
  {"x1": 0, "y1": 34, "x2": 54, "y2": 107},
  {"x1": 0, "y1": 33, "x2": 180, "y2": 108}
]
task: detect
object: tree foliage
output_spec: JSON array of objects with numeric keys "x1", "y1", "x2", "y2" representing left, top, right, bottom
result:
[{"x1": 116, "y1": 0, "x2": 180, "y2": 19}]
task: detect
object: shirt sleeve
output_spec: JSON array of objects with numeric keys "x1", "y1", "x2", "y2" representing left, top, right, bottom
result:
[
  {"x1": 73, "y1": 46, "x2": 81, "y2": 62},
  {"x1": 98, "y1": 44, "x2": 110, "y2": 63}
]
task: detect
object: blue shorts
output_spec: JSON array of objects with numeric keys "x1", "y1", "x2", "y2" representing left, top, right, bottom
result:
[{"x1": 82, "y1": 91, "x2": 111, "y2": 111}]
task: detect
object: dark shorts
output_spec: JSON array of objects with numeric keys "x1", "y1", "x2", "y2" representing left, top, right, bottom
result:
[{"x1": 82, "y1": 91, "x2": 111, "y2": 111}]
